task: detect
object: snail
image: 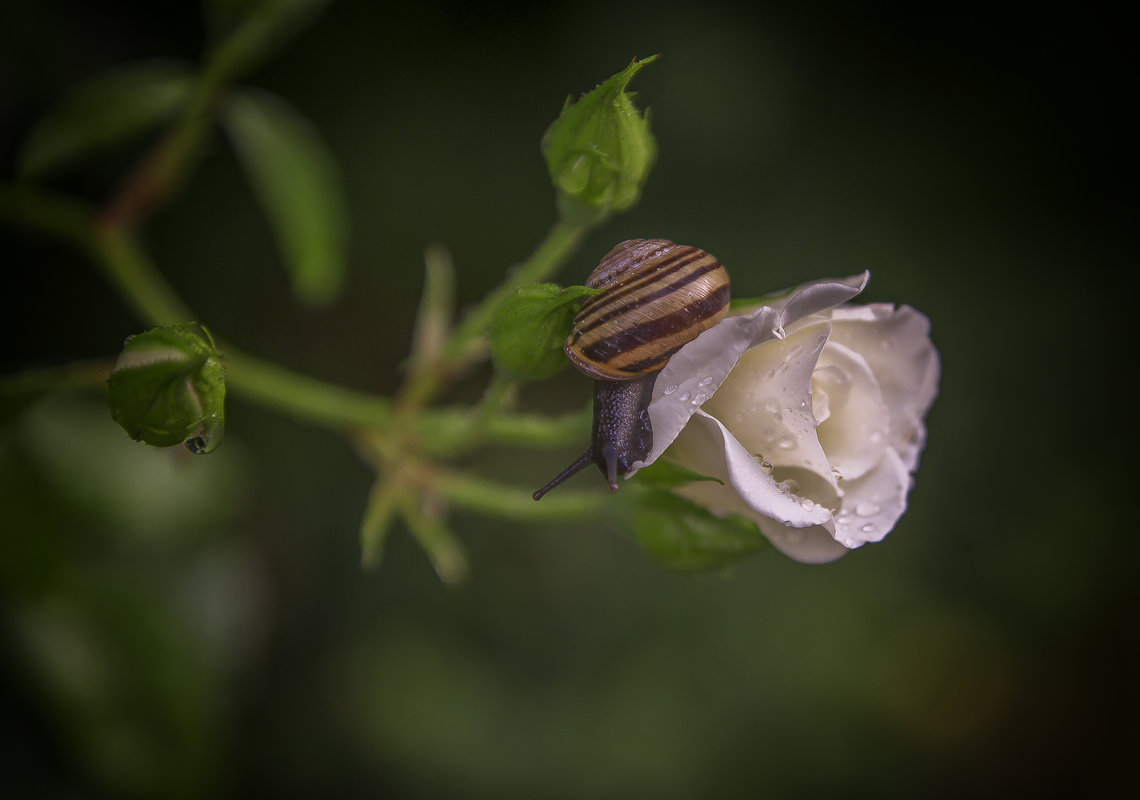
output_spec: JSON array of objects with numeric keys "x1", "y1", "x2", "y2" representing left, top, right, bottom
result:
[{"x1": 533, "y1": 238, "x2": 731, "y2": 500}]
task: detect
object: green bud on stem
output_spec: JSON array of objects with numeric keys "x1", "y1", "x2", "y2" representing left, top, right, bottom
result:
[{"x1": 542, "y1": 56, "x2": 659, "y2": 225}]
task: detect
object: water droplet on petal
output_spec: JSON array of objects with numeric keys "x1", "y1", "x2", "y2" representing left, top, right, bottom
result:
[
  {"x1": 678, "y1": 392, "x2": 690, "y2": 403},
  {"x1": 861, "y1": 523, "x2": 877, "y2": 533},
  {"x1": 800, "y1": 498, "x2": 815, "y2": 510},
  {"x1": 856, "y1": 501, "x2": 881, "y2": 517},
  {"x1": 663, "y1": 384, "x2": 678, "y2": 395},
  {"x1": 776, "y1": 435, "x2": 795, "y2": 450},
  {"x1": 698, "y1": 376, "x2": 714, "y2": 387}
]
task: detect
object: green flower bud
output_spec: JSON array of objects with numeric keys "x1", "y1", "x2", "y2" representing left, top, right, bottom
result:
[
  {"x1": 107, "y1": 323, "x2": 226, "y2": 454},
  {"x1": 542, "y1": 56, "x2": 659, "y2": 224}
]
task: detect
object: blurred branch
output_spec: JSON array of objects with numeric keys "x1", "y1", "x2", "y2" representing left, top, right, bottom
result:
[
  {"x1": 0, "y1": 359, "x2": 113, "y2": 396},
  {"x1": 98, "y1": 0, "x2": 329, "y2": 232}
]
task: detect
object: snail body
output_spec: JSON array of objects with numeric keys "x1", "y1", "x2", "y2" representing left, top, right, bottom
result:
[{"x1": 533, "y1": 239, "x2": 730, "y2": 499}]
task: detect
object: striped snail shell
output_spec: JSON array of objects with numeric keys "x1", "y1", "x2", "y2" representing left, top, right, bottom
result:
[{"x1": 533, "y1": 238, "x2": 731, "y2": 500}]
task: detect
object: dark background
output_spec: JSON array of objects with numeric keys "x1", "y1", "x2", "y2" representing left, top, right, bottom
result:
[{"x1": 1, "y1": 1, "x2": 1134, "y2": 797}]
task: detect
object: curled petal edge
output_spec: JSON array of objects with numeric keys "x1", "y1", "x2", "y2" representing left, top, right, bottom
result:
[{"x1": 631, "y1": 271, "x2": 870, "y2": 471}]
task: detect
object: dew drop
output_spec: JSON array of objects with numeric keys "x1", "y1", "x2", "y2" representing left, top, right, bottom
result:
[
  {"x1": 860, "y1": 523, "x2": 878, "y2": 533},
  {"x1": 663, "y1": 384, "x2": 678, "y2": 395},
  {"x1": 678, "y1": 392, "x2": 690, "y2": 402},
  {"x1": 760, "y1": 460, "x2": 774, "y2": 473},
  {"x1": 692, "y1": 392, "x2": 707, "y2": 405},
  {"x1": 855, "y1": 501, "x2": 881, "y2": 517},
  {"x1": 776, "y1": 481, "x2": 790, "y2": 494},
  {"x1": 698, "y1": 376, "x2": 714, "y2": 387},
  {"x1": 776, "y1": 435, "x2": 795, "y2": 450},
  {"x1": 800, "y1": 498, "x2": 815, "y2": 511}
]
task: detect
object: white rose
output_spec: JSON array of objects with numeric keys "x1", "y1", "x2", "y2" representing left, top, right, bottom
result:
[{"x1": 630, "y1": 272, "x2": 940, "y2": 564}]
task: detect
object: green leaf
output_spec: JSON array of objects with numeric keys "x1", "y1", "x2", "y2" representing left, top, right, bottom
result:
[
  {"x1": 18, "y1": 61, "x2": 195, "y2": 179},
  {"x1": 106, "y1": 324, "x2": 226, "y2": 454},
  {"x1": 542, "y1": 56, "x2": 659, "y2": 224},
  {"x1": 205, "y1": 0, "x2": 332, "y2": 77},
  {"x1": 635, "y1": 459, "x2": 724, "y2": 490},
  {"x1": 223, "y1": 88, "x2": 348, "y2": 306},
  {"x1": 488, "y1": 284, "x2": 599, "y2": 380},
  {"x1": 629, "y1": 489, "x2": 769, "y2": 572}
]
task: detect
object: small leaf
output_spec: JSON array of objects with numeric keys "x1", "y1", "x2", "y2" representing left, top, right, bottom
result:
[
  {"x1": 360, "y1": 475, "x2": 403, "y2": 571},
  {"x1": 223, "y1": 88, "x2": 348, "y2": 306},
  {"x1": 205, "y1": 0, "x2": 332, "y2": 77},
  {"x1": 635, "y1": 459, "x2": 724, "y2": 490},
  {"x1": 409, "y1": 245, "x2": 455, "y2": 370},
  {"x1": 488, "y1": 284, "x2": 599, "y2": 380},
  {"x1": 19, "y1": 61, "x2": 195, "y2": 179},
  {"x1": 106, "y1": 324, "x2": 226, "y2": 454},
  {"x1": 629, "y1": 489, "x2": 769, "y2": 572},
  {"x1": 542, "y1": 56, "x2": 659, "y2": 224}
]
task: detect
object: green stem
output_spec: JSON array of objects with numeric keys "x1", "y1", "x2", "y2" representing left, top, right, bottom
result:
[
  {"x1": 92, "y1": 228, "x2": 196, "y2": 325},
  {"x1": 222, "y1": 348, "x2": 391, "y2": 430},
  {"x1": 446, "y1": 220, "x2": 589, "y2": 358},
  {"x1": 0, "y1": 185, "x2": 192, "y2": 326},
  {"x1": 437, "y1": 472, "x2": 604, "y2": 520},
  {"x1": 0, "y1": 359, "x2": 113, "y2": 396}
]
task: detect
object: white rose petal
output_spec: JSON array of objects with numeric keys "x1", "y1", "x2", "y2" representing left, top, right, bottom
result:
[
  {"x1": 669, "y1": 409, "x2": 832, "y2": 528},
  {"x1": 640, "y1": 271, "x2": 939, "y2": 564},
  {"x1": 825, "y1": 304, "x2": 939, "y2": 471},
  {"x1": 812, "y1": 340, "x2": 889, "y2": 482},
  {"x1": 632, "y1": 272, "x2": 870, "y2": 469}
]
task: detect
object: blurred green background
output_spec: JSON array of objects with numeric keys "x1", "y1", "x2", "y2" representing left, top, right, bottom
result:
[{"x1": 1, "y1": 1, "x2": 1134, "y2": 797}]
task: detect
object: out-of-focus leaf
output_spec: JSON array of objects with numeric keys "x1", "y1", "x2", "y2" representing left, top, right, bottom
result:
[
  {"x1": 223, "y1": 89, "x2": 348, "y2": 306},
  {"x1": 629, "y1": 488, "x2": 768, "y2": 572},
  {"x1": 18, "y1": 61, "x2": 195, "y2": 179},
  {"x1": 106, "y1": 324, "x2": 226, "y2": 454},
  {"x1": 205, "y1": 0, "x2": 332, "y2": 76},
  {"x1": 488, "y1": 284, "x2": 599, "y2": 380},
  {"x1": 634, "y1": 459, "x2": 723, "y2": 489}
]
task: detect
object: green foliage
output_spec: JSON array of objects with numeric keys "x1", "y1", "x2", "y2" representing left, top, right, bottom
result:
[
  {"x1": 204, "y1": 0, "x2": 333, "y2": 77},
  {"x1": 488, "y1": 283, "x2": 600, "y2": 380},
  {"x1": 18, "y1": 61, "x2": 195, "y2": 179},
  {"x1": 223, "y1": 88, "x2": 349, "y2": 306},
  {"x1": 629, "y1": 488, "x2": 769, "y2": 572},
  {"x1": 106, "y1": 324, "x2": 226, "y2": 454},
  {"x1": 635, "y1": 458, "x2": 724, "y2": 489},
  {"x1": 542, "y1": 56, "x2": 659, "y2": 224}
]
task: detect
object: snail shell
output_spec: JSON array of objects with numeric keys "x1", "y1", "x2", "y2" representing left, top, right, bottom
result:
[
  {"x1": 565, "y1": 239, "x2": 731, "y2": 380},
  {"x1": 534, "y1": 238, "x2": 730, "y2": 499}
]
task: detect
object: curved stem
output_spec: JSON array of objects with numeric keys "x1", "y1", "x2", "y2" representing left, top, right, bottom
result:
[
  {"x1": 446, "y1": 219, "x2": 589, "y2": 360},
  {"x1": 222, "y1": 347, "x2": 391, "y2": 430}
]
